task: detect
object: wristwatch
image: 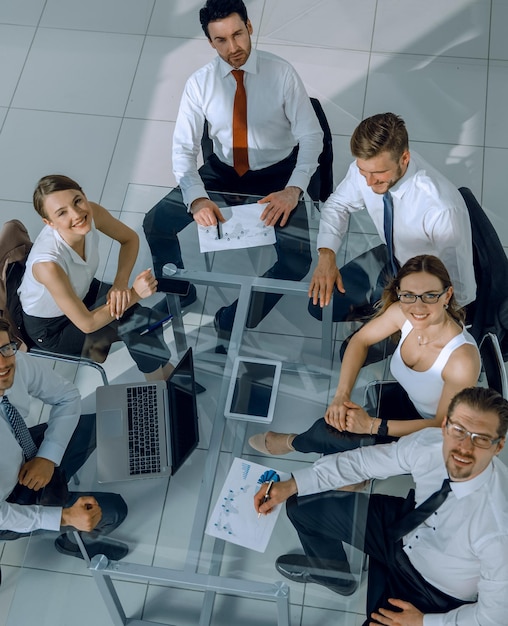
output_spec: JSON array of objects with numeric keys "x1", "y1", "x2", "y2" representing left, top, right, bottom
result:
[{"x1": 377, "y1": 419, "x2": 389, "y2": 437}]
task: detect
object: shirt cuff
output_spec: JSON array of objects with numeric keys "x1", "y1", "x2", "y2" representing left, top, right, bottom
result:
[
  {"x1": 292, "y1": 466, "x2": 320, "y2": 496},
  {"x1": 182, "y1": 184, "x2": 209, "y2": 210},
  {"x1": 40, "y1": 506, "x2": 62, "y2": 531},
  {"x1": 423, "y1": 613, "x2": 445, "y2": 626},
  {"x1": 286, "y1": 172, "x2": 310, "y2": 194},
  {"x1": 316, "y1": 234, "x2": 341, "y2": 254}
]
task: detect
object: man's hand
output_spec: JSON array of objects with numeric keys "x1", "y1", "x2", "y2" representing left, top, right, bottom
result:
[
  {"x1": 308, "y1": 249, "x2": 345, "y2": 307},
  {"x1": 190, "y1": 198, "x2": 225, "y2": 227},
  {"x1": 254, "y1": 478, "x2": 298, "y2": 516},
  {"x1": 18, "y1": 457, "x2": 55, "y2": 491},
  {"x1": 259, "y1": 187, "x2": 301, "y2": 227},
  {"x1": 370, "y1": 599, "x2": 424, "y2": 626},
  {"x1": 61, "y1": 496, "x2": 102, "y2": 532}
]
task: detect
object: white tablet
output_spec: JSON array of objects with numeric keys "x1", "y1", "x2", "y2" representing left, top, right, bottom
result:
[{"x1": 224, "y1": 357, "x2": 282, "y2": 423}]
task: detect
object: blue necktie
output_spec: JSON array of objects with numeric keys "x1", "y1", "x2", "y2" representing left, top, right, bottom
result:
[
  {"x1": 383, "y1": 191, "x2": 399, "y2": 277},
  {"x1": 2, "y1": 395, "x2": 38, "y2": 460},
  {"x1": 390, "y1": 479, "x2": 452, "y2": 542}
]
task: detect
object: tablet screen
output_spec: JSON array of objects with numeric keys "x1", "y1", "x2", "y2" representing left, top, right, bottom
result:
[{"x1": 225, "y1": 358, "x2": 281, "y2": 422}]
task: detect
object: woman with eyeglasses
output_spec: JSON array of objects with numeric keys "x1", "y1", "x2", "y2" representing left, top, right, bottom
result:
[
  {"x1": 18, "y1": 174, "x2": 177, "y2": 382},
  {"x1": 249, "y1": 254, "x2": 481, "y2": 459}
]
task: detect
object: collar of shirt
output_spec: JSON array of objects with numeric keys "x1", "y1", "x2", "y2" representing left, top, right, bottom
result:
[
  {"x1": 218, "y1": 47, "x2": 258, "y2": 79},
  {"x1": 388, "y1": 153, "x2": 418, "y2": 200},
  {"x1": 450, "y1": 462, "x2": 494, "y2": 500}
]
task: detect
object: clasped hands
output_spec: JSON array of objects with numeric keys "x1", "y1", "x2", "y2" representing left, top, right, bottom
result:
[
  {"x1": 325, "y1": 397, "x2": 373, "y2": 434},
  {"x1": 106, "y1": 269, "x2": 158, "y2": 319},
  {"x1": 190, "y1": 186, "x2": 301, "y2": 229}
]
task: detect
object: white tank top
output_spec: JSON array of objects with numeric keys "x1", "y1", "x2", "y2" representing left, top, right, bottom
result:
[
  {"x1": 18, "y1": 222, "x2": 100, "y2": 318},
  {"x1": 389, "y1": 319, "x2": 478, "y2": 419}
]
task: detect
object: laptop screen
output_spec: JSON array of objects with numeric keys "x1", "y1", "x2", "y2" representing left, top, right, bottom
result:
[{"x1": 167, "y1": 347, "x2": 199, "y2": 474}]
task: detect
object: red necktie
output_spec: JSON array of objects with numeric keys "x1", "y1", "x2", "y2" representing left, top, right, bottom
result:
[{"x1": 231, "y1": 69, "x2": 249, "y2": 176}]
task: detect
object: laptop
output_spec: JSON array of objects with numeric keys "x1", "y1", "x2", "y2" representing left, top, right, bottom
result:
[{"x1": 96, "y1": 347, "x2": 199, "y2": 483}]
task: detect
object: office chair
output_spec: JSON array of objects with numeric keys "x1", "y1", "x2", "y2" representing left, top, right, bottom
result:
[
  {"x1": 478, "y1": 332, "x2": 508, "y2": 399},
  {"x1": 0, "y1": 219, "x2": 108, "y2": 385},
  {"x1": 458, "y1": 187, "x2": 508, "y2": 357}
]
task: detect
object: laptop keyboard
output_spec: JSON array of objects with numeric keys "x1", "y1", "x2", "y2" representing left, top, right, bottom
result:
[{"x1": 127, "y1": 385, "x2": 161, "y2": 475}]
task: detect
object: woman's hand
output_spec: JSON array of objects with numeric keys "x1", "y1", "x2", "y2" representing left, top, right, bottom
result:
[
  {"x1": 132, "y1": 269, "x2": 158, "y2": 300},
  {"x1": 107, "y1": 283, "x2": 131, "y2": 319},
  {"x1": 342, "y1": 400, "x2": 374, "y2": 434},
  {"x1": 324, "y1": 393, "x2": 350, "y2": 431}
]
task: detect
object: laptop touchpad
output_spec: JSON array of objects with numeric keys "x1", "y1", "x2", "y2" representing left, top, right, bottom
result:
[{"x1": 101, "y1": 409, "x2": 124, "y2": 438}]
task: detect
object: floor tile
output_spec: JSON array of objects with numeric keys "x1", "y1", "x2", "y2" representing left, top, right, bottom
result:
[
  {"x1": 261, "y1": 44, "x2": 370, "y2": 137},
  {"x1": 0, "y1": 201, "x2": 42, "y2": 241},
  {"x1": 6, "y1": 567, "x2": 146, "y2": 626},
  {"x1": 490, "y1": 0, "x2": 508, "y2": 60},
  {"x1": 257, "y1": 0, "x2": 377, "y2": 52},
  {"x1": 485, "y1": 60, "x2": 508, "y2": 149},
  {"x1": 0, "y1": 109, "x2": 121, "y2": 203},
  {"x1": 410, "y1": 141, "x2": 484, "y2": 197},
  {"x1": 40, "y1": 0, "x2": 154, "y2": 34},
  {"x1": 13, "y1": 28, "x2": 143, "y2": 116},
  {"x1": 126, "y1": 36, "x2": 212, "y2": 121},
  {"x1": 0, "y1": 0, "x2": 45, "y2": 25},
  {"x1": 372, "y1": 0, "x2": 490, "y2": 58},
  {"x1": 0, "y1": 25, "x2": 35, "y2": 107},
  {"x1": 365, "y1": 53, "x2": 488, "y2": 146},
  {"x1": 100, "y1": 119, "x2": 177, "y2": 209}
]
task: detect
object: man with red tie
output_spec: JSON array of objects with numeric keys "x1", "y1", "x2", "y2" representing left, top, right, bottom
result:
[{"x1": 143, "y1": 0, "x2": 323, "y2": 341}]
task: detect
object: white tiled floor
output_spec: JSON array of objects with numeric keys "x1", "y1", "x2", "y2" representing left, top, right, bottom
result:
[{"x1": 1, "y1": 1, "x2": 507, "y2": 625}]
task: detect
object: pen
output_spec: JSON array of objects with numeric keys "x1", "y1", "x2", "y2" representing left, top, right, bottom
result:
[
  {"x1": 258, "y1": 479, "x2": 274, "y2": 518},
  {"x1": 216, "y1": 221, "x2": 222, "y2": 240}
]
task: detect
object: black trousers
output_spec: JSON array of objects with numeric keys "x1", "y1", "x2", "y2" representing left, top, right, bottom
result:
[
  {"x1": 23, "y1": 278, "x2": 172, "y2": 373},
  {"x1": 143, "y1": 152, "x2": 312, "y2": 328},
  {"x1": 286, "y1": 491, "x2": 471, "y2": 623}
]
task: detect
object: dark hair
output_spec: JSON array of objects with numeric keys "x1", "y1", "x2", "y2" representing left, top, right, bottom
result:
[
  {"x1": 376, "y1": 254, "x2": 465, "y2": 326},
  {"x1": 199, "y1": 0, "x2": 248, "y2": 39},
  {"x1": 350, "y1": 112, "x2": 409, "y2": 161},
  {"x1": 0, "y1": 318, "x2": 13, "y2": 340},
  {"x1": 448, "y1": 387, "x2": 508, "y2": 439},
  {"x1": 33, "y1": 174, "x2": 83, "y2": 219}
]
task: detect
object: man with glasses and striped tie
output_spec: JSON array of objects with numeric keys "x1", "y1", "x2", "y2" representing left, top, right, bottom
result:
[
  {"x1": 0, "y1": 317, "x2": 128, "y2": 577},
  {"x1": 308, "y1": 112, "x2": 476, "y2": 323},
  {"x1": 255, "y1": 386, "x2": 508, "y2": 625}
]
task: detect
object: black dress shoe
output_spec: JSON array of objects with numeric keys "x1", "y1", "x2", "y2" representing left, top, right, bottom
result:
[
  {"x1": 275, "y1": 554, "x2": 358, "y2": 596},
  {"x1": 55, "y1": 534, "x2": 129, "y2": 561},
  {"x1": 213, "y1": 307, "x2": 231, "y2": 353}
]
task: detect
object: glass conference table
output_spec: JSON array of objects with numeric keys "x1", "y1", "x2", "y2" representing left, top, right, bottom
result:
[{"x1": 6, "y1": 189, "x2": 388, "y2": 626}]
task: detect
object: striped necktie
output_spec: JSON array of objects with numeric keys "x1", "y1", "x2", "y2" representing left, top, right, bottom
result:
[
  {"x1": 231, "y1": 69, "x2": 249, "y2": 176},
  {"x1": 2, "y1": 395, "x2": 38, "y2": 460}
]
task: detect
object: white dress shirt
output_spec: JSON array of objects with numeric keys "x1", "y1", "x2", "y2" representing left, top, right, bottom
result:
[
  {"x1": 317, "y1": 152, "x2": 476, "y2": 306},
  {"x1": 19, "y1": 221, "x2": 100, "y2": 318},
  {"x1": 0, "y1": 352, "x2": 81, "y2": 532},
  {"x1": 292, "y1": 428, "x2": 508, "y2": 626},
  {"x1": 172, "y1": 48, "x2": 323, "y2": 207}
]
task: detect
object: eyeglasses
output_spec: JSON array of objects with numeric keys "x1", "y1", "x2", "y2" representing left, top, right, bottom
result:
[
  {"x1": 445, "y1": 417, "x2": 502, "y2": 449},
  {"x1": 397, "y1": 289, "x2": 448, "y2": 304},
  {"x1": 0, "y1": 342, "x2": 17, "y2": 358}
]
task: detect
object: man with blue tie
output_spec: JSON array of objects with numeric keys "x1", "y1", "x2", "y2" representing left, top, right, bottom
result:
[
  {"x1": 308, "y1": 112, "x2": 476, "y2": 321},
  {"x1": 0, "y1": 317, "x2": 128, "y2": 573}
]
